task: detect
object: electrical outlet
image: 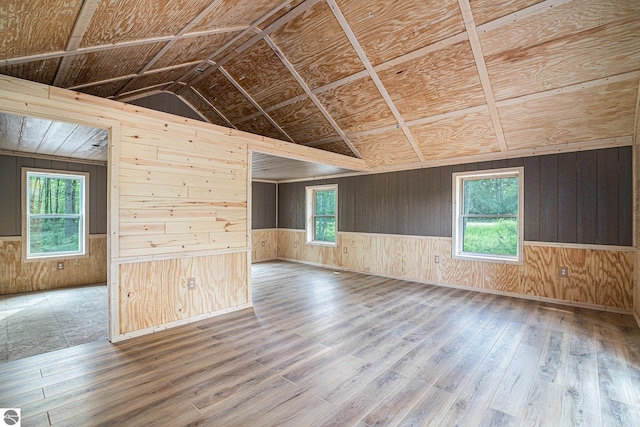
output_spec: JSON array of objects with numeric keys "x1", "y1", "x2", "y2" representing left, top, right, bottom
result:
[
  {"x1": 435, "y1": 255, "x2": 440, "y2": 264},
  {"x1": 343, "y1": 247, "x2": 348, "y2": 253},
  {"x1": 261, "y1": 240, "x2": 265, "y2": 247},
  {"x1": 57, "y1": 261, "x2": 64, "y2": 270},
  {"x1": 187, "y1": 277, "x2": 196, "y2": 290},
  {"x1": 560, "y1": 267, "x2": 568, "y2": 277},
  {"x1": 294, "y1": 243, "x2": 297, "y2": 249}
]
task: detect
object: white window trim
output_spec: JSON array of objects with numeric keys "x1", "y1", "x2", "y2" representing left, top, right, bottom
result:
[
  {"x1": 22, "y1": 168, "x2": 90, "y2": 261},
  {"x1": 305, "y1": 184, "x2": 338, "y2": 247},
  {"x1": 452, "y1": 167, "x2": 524, "y2": 264}
]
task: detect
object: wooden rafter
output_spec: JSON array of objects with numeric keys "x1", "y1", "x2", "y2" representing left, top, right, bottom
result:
[
  {"x1": 326, "y1": 0, "x2": 425, "y2": 163},
  {"x1": 457, "y1": 0, "x2": 508, "y2": 152},
  {"x1": 188, "y1": 87, "x2": 237, "y2": 129},
  {"x1": 264, "y1": 36, "x2": 363, "y2": 159},
  {"x1": 52, "y1": 0, "x2": 101, "y2": 87},
  {"x1": 218, "y1": 66, "x2": 294, "y2": 142}
]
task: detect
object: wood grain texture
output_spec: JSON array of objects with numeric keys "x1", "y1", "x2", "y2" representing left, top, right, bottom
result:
[
  {"x1": 150, "y1": 32, "x2": 240, "y2": 71},
  {"x1": 268, "y1": 96, "x2": 340, "y2": 144},
  {"x1": 378, "y1": 40, "x2": 486, "y2": 120},
  {"x1": 483, "y1": 1, "x2": 640, "y2": 100},
  {"x1": 0, "y1": 0, "x2": 82, "y2": 58},
  {"x1": 470, "y1": 0, "x2": 543, "y2": 25},
  {"x1": 410, "y1": 108, "x2": 500, "y2": 160},
  {"x1": 80, "y1": 0, "x2": 212, "y2": 47},
  {"x1": 270, "y1": 1, "x2": 364, "y2": 89},
  {"x1": 499, "y1": 79, "x2": 638, "y2": 150},
  {"x1": 0, "y1": 235, "x2": 107, "y2": 295},
  {"x1": 224, "y1": 39, "x2": 306, "y2": 109},
  {"x1": 178, "y1": 89, "x2": 231, "y2": 127},
  {"x1": 121, "y1": 66, "x2": 194, "y2": 94},
  {"x1": 350, "y1": 129, "x2": 420, "y2": 168},
  {"x1": 193, "y1": 69, "x2": 260, "y2": 123},
  {"x1": 335, "y1": 0, "x2": 463, "y2": 66},
  {"x1": 59, "y1": 43, "x2": 167, "y2": 88},
  {"x1": 237, "y1": 114, "x2": 287, "y2": 141},
  {"x1": 190, "y1": 0, "x2": 285, "y2": 32},
  {"x1": 252, "y1": 229, "x2": 278, "y2": 262},
  {"x1": 316, "y1": 76, "x2": 396, "y2": 135}
]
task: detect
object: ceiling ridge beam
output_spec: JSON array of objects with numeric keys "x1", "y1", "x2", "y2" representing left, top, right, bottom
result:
[
  {"x1": 496, "y1": 70, "x2": 640, "y2": 107},
  {"x1": 172, "y1": 0, "x2": 314, "y2": 91},
  {"x1": 52, "y1": 0, "x2": 101, "y2": 87},
  {"x1": 218, "y1": 66, "x2": 292, "y2": 141},
  {"x1": 457, "y1": 0, "x2": 508, "y2": 152},
  {"x1": 326, "y1": 0, "x2": 425, "y2": 163},
  {"x1": 264, "y1": 36, "x2": 363, "y2": 159},
  {"x1": 477, "y1": 0, "x2": 574, "y2": 35}
]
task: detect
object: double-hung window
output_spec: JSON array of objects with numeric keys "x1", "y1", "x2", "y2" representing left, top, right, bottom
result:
[
  {"x1": 452, "y1": 168, "x2": 523, "y2": 263},
  {"x1": 23, "y1": 168, "x2": 89, "y2": 260},
  {"x1": 305, "y1": 185, "x2": 337, "y2": 245}
]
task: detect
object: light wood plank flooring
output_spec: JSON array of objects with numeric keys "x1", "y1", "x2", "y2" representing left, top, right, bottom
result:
[{"x1": 1, "y1": 260, "x2": 639, "y2": 426}]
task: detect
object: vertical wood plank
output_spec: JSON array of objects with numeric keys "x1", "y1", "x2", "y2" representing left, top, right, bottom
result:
[
  {"x1": 558, "y1": 152, "x2": 577, "y2": 243},
  {"x1": 576, "y1": 150, "x2": 598, "y2": 244},
  {"x1": 539, "y1": 155, "x2": 558, "y2": 242}
]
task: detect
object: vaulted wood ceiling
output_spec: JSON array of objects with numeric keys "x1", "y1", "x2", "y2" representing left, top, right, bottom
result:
[{"x1": 1, "y1": 0, "x2": 639, "y2": 172}]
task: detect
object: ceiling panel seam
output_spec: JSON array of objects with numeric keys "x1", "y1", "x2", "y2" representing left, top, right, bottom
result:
[
  {"x1": 218, "y1": 66, "x2": 293, "y2": 142},
  {"x1": 457, "y1": 0, "x2": 508, "y2": 152},
  {"x1": 325, "y1": 0, "x2": 425, "y2": 163},
  {"x1": 264, "y1": 36, "x2": 363, "y2": 159}
]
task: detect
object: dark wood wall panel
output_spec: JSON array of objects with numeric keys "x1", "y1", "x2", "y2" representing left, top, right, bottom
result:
[
  {"x1": 276, "y1": 147, "x2": 632, "y2": 246},
  {"x1": 0, "y1": 154, "x2": 107, "y2": 237},
  {"x1": 127, "y1": 92, "x2": 205, "y2": 122},
  {"x1": 251, "y1": 182, "x2": 277, "y2": 229}
]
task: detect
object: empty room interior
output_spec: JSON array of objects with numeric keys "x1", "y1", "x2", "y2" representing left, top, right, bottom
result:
[{"x1": 1, "y1": 0, "x2": 640, "y2": 425}]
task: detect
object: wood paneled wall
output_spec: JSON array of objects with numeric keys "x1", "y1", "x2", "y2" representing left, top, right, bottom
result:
[
  {"x1": 277, "y1": 229, "x2": 633, "y2": 311},
  {"x1": 0, "y1": 235, "x2": 107, "y2": 294},
  {"x1": 251, "y1": 229, "x2": 278, "y2": 262},
  {"x1": 0, "y1": 154, "x2": 107, "y2": 236},
  {"x1": 251, "y1": 181, "x2": 277, "y2": 229},
  {"x1": 278, "y1": 147, "x2": 633, "y2": 246},
  {"x1": 0, "y1": 75, "x2": 257, "y2": 340}
]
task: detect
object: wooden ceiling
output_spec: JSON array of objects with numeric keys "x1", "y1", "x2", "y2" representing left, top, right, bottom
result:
[{"x1": 1, "y1": 0, "x2": 639, "y2": 174}]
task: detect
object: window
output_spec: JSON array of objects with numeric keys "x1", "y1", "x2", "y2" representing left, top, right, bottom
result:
[
  {"x1": 452, "y1": 168, "x2": 523, "y2": 263},
  {"x1": 22, "y1": 168, "x2": 89, "y2": 260},
  {"x1": 305, "y1": 185, "x2": 337, "y2": 245}
]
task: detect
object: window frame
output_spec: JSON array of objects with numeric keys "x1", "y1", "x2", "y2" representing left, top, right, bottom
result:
[
  {"x1": 305, "y1": 184, "x2": 338, "y2": 247},
  {"x1": 22, "y1": 168, "x2": 90, "y2": 261},
  {"x1": 452, "y1": 167, "x2": 524, "y2": 264}
]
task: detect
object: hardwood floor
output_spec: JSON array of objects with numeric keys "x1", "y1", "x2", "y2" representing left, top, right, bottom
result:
[{"x1": 1, "y1": 260, "x2": 639, "y2": 426}]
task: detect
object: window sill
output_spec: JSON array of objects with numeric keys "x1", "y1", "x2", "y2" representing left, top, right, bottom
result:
[
  {"x1": 22, "y1": 252, "x2": 90, "y2": 263},
  {"x1": 305, "y1": 241, "x2": 338, "y2": 248},
  {"x1": 452, "y1": 253, "x2": 522, "y2": 265}
]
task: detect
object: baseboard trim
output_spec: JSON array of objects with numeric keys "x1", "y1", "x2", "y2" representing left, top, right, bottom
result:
[{"x1": 276, "y1": 257, "x2": 633, "y2": 316}]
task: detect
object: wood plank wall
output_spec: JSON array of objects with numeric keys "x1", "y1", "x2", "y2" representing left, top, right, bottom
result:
[
  {"x1": 0, "y1": 154, "x2": 107, "y2": 236},
  {"x1": 0, "y1": 75, "x2": 254, "y2": 340},
  {"x1": 278, "y1": 148, "x2": 633, "y2": 246},
  {"x1": 0, "y1": 235, "x2": 107, "y2": 294},
  {"x1": 252, "y1": 229, "x2": 278, "y2": 262},
  {"x1": 277, "y1": 229, "x2": 634, "y2": 312}
]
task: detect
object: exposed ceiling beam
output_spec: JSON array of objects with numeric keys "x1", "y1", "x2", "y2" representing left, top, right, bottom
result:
[
  {"x1": 326, "y1": 0, "x2": 426, "y2": 163},
  {"x1": 218, "y1": 66, "x2": 294, "y2": 142},
  {"x1": 265, "y1": 36, "x2": 363, "y2": 159},
  {"x1": 53, "y1": 0, "x2": 101, "y2": 87},
  {"x1": 457, "y1": 0, "x2": 508, "y2": 152},
  {"x1": 187, "y1": 87, "x2": 237, "y2": 129}
]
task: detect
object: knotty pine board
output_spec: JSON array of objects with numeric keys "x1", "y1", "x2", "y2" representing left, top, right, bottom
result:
[
  {"x1": 278, "y1": 230, "x2": 634, "y2": 311},
  {"x1": 0, "y1": 235, "x2": 107, "y2": 295}
]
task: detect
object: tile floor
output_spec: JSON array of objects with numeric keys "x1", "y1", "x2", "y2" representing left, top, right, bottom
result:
[{"x1": 0, "y1": 285, "x2": 108, "y2": 362}]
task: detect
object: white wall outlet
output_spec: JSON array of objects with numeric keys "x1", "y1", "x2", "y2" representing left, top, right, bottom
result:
[
  {"x1": 435, "y1": 255, "x2": 440, "y2": 264},
  {"x1": 261, "y1": 240, "x2": 265, "y2": 247},
  {"x1": 294, "y1": 243, "x2": 298, "y2": 249},
  {"x1": 343, "y1": 247, "x2": 348, "y2": 253},
  {"x1": 560, "y1": 267, "x2": 568, "y2": 277},
  {"x1": 57, "y1": 261, "x2": 64, "y2": 270},
  {"x1": 187, "y1": 277, "x2": 196, "y2": 290}
]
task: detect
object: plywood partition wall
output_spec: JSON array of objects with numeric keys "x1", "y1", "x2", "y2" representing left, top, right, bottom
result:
[{"x1": 0, "y1": 76, "x2": 363, "y2": 340}]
